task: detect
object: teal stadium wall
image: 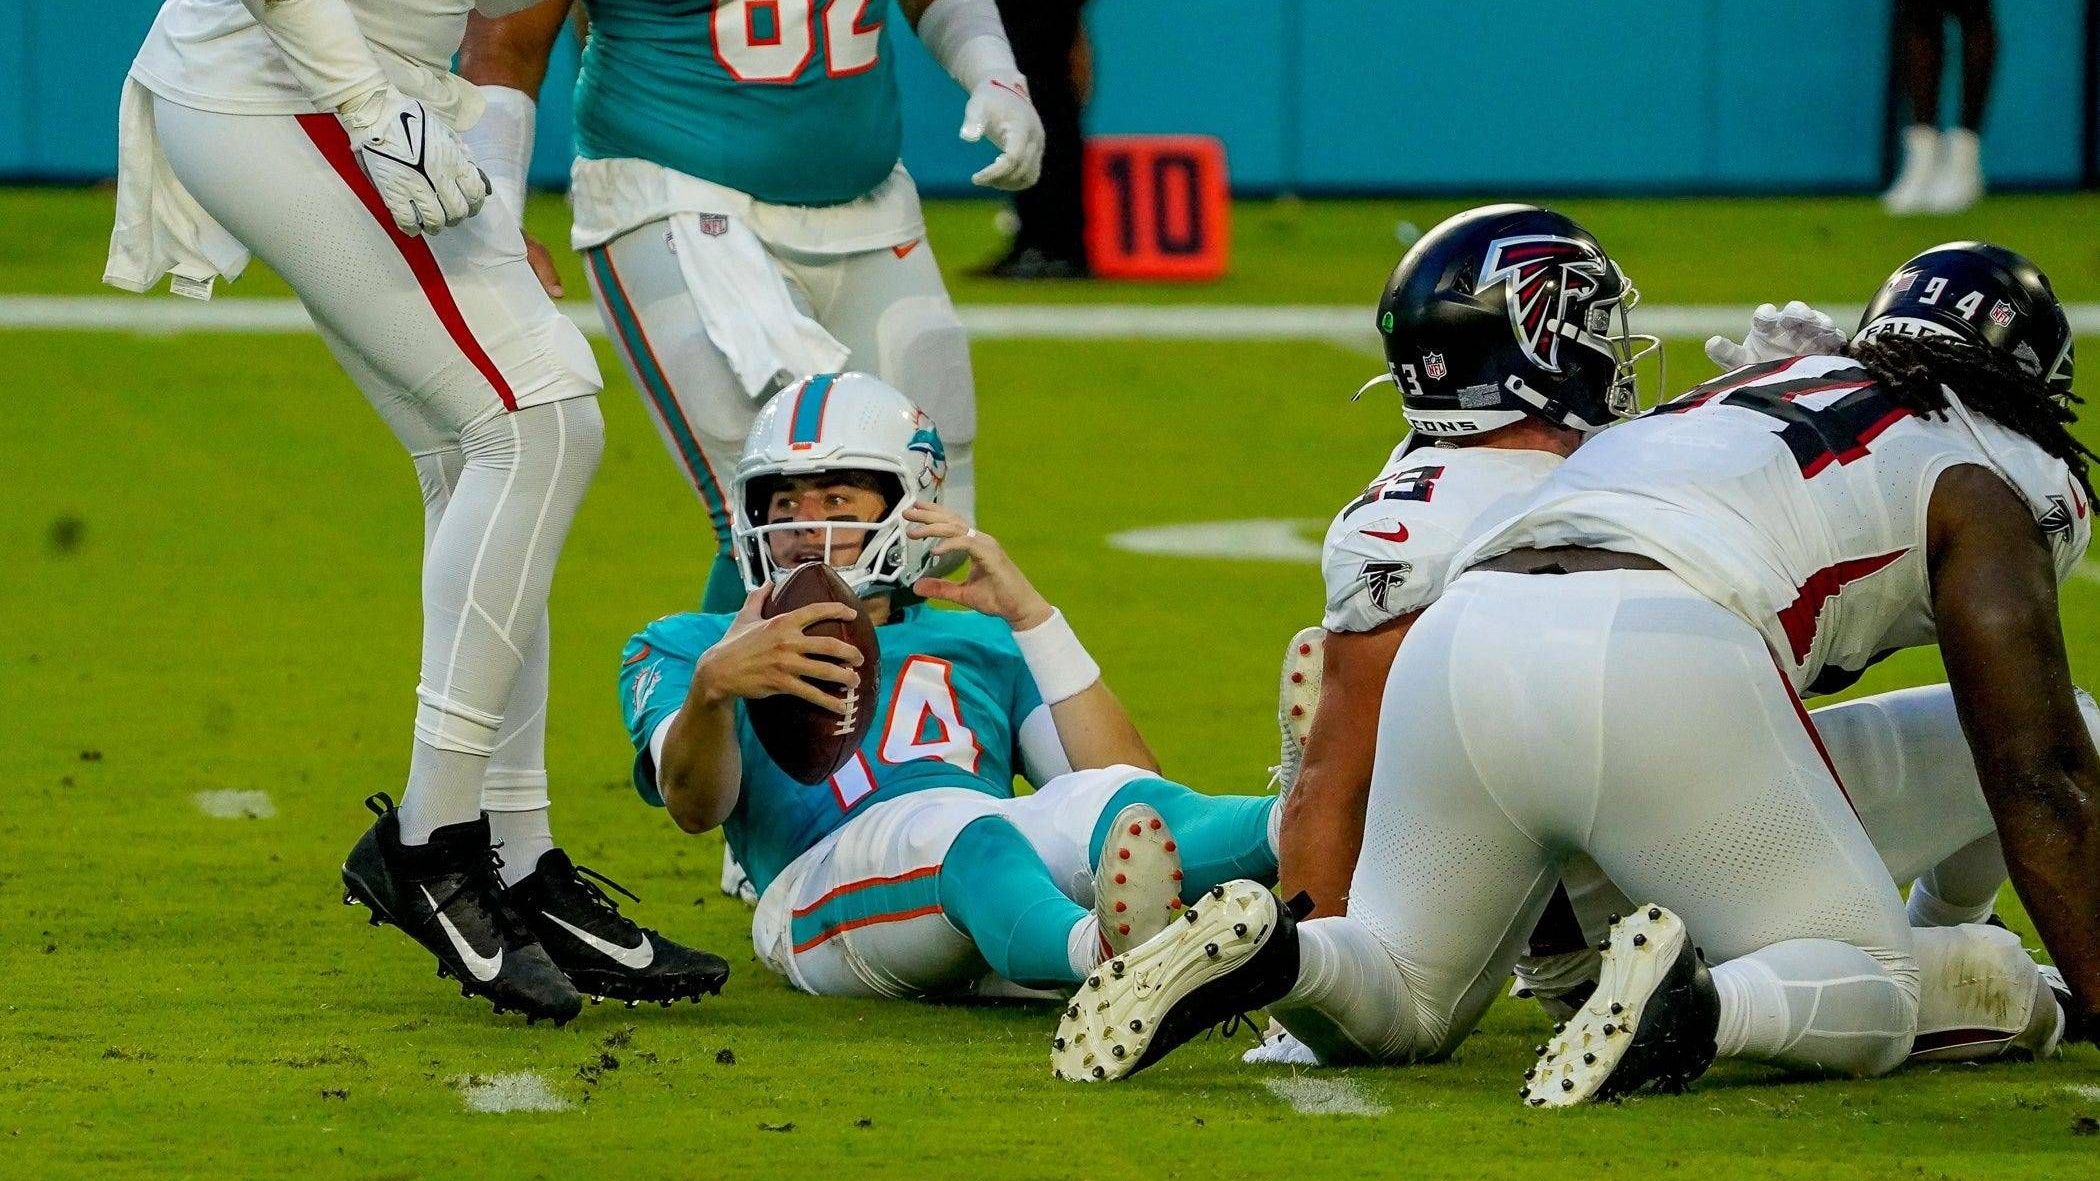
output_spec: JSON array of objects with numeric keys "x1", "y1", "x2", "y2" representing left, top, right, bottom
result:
[{"x1": 2, "y1": 0, "x2": 2092, "y2": 192}]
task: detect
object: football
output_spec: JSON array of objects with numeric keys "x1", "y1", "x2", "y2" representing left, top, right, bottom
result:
[{"x1": 747, "y1": 562, "x2": 881, "y2": 784}]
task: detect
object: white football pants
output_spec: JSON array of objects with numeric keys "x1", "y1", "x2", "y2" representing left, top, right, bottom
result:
[
  {"x1": 153, "y1": 99, "x2": 602, "y2": 842},
  {"x1": 1519, "y1": 682, "x2": 2093, "y2": 1060},
  {"x1": 1276, "y1": 569, "x2": 1918, "y2": 1076},
  {"x1": 580, "y1": 218, "x2": 976, "y2": 553}
]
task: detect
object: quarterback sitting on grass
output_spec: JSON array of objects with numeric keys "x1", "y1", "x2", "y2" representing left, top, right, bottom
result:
[{"x1": 618, "y1": 372, "x2": 1282, "y2": 1000}]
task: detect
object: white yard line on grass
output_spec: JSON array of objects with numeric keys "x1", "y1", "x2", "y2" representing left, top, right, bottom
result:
[
  {"x1": 11, "y1": 295, "x2": 2100, "y2": 341},
  {"x1": 2067, "y1": 1084, "x2": 2100, "y2": 1103},
  {"x1": 457, "y1": 1072, "x2": 572, "y2": 1114},
  {"x1": 1108, "y1": 519, "x2": 1324, "y2": 563},
  {"x1": 1261, "y1": 1076, "x2": 1392, "y2": 1117},
  {"x1": 191, "y1": 790, "x2": 276, "y2": 819}
]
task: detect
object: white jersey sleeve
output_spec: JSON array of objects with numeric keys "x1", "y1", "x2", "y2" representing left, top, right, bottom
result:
[
  {"x1": 1321, "y1": 510, "x2": 1465, "y2": 633},
  {"x1": 1320, "y1": 444, "x2": 1566, "y2": 634},
  {"x1": 1949, "y1": 401, "x2": 2093, "y2": 582}
]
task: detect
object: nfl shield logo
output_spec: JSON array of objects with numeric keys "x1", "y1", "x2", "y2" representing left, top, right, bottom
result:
[
  {"x1": 1890, "y1": 271, "x2": 1917, "y2": 293},
  {"x1": 1422, "y1": 352, "x2": 1447, "y2": 380},
  {"x1": 698, "y1": 213, "x2": 730, "y2": 237},
  {"x1": 1988, "y1": 300, "x2": 2015, "y2": 328}
]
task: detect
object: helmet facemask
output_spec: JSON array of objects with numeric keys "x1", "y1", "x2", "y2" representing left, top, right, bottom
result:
[
  {"x1": 1575, "y1": 266, "x2": 1661, "y2": 424},
  {"x1": 734, "y1": 470, "x2": 935, "y2": 597}
]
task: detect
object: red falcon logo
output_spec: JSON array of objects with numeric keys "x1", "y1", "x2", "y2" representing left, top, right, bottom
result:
[{"x1": 1479, "y1": 235, "x2": 1609, "y2": 373}]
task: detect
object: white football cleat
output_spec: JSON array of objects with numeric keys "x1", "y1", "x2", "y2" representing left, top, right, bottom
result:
[
  {"x1": 1053, "y1": 881, "x2": 1304, "y2": 1083},
  {"x1": 1882, "y1": 124, "x2": 1941, "y2": 216},
  {"x1": 1242, "y1": 1021, "x2": 1324, "y2": 1066},
  {"x1": 1524, "y1": 905, "x2": 1718, "y2": 1108},
  {"x1": 1270, "y1": 626, "x2": 1325, "y2": 799},
  {"x1": 1094, "y1": 802, "x2": 1185, "y2": 956}
]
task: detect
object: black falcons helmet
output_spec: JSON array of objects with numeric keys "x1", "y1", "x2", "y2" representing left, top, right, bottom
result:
[
  {"x1": 1858, "y1": 241, "x2": 2073, "y2": 393},
  {"x1": 1367, "y1": 203, "x2": 1655, "y2": 437}
]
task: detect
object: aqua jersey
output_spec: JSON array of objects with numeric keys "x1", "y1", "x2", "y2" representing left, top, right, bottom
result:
[
  {"x1": 575, "y1": 0, "x2": 903, "y2": 207},
  {"x1": 620, "y1": 604, "x2": 1046, "y2": 895}
]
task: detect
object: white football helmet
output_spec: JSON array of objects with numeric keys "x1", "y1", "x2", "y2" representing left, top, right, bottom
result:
[{"x1": 730, "y1": 372, "x2": 949, "y2": 596}]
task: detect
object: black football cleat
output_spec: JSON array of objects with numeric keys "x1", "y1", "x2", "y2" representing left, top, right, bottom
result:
[
  {"x1": 341, "y1": 794, "x2": 582, "y2": 1026},
  {"x1": 506, "y1": 848, "x2": 730, "y2": 1006},
  {"x1": 1525, "y1": 904, "x2": 1719, "y2": 1107},
  {"x1": 1053, "y1": 881, "x2": 1306, "y2": 1083}
]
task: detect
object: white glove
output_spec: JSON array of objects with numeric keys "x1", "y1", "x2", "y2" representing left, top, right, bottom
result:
[
  {"x1": 338, "y1": 89, "x2": 491, "y2": 237},
  {"x1": 1704, "y1": 300, "x2": 1850, "y2": 371},
  {"x1": 961, "y1": 76, "x2": 1044, "y2": 191}
]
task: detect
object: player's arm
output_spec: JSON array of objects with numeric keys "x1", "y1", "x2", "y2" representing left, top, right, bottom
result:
[
  {"x1": 657, "y1": 591, "x2": 864, "y2": 834},
  {"x1": 906, "y1": 505, "x2": 1158, "y2": 772},
  {"x1": 1929, "y1": 464, "x2": 2100, "y2": 1036},
  {"x1": 900, "y1": 0, "x2": 1043, "y2": 191},
  {"x1": 458, "y1": 1, "x2": 574, "y2": 293},
  {"x1": 459, "y1": 2, "x2": 569, "y2": 97},
  {"x1": 1277, "y1": 614, "x2": 1415, "y2": 917},
  {"x1": 235, "y1": 0, "x2": 489, "y2": 235}
]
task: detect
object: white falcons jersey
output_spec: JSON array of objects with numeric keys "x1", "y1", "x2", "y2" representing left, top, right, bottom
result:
[
  {"x1": 1323, "y1": 442, "x2": 1564, "y2": 633},
  {"x1": 130, "y1": 0, "x2": 484, "y2": 126},
  {"x1": 1461, "y1": 354, "x2": 2092, "y2": 694}
]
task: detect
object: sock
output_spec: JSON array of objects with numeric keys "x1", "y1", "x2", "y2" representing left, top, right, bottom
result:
[
  {"x1": 1907, "y1": 834, "x2": 2004, "y2": 926},
  {"x1": 1066, "y1": 914, "x2": 1104, "y2": 978},
  {"x1": 701, "y1": 551, "x2": 746, "y2": 614},
  {"x1": 484, "y1": 620, "x2": 554, "y2": 885},
  {"x1": 398, "y1": 744, "x2": 487, "y2": 845},
  {"x1": 1710, "y1": 938, "x2": 1918, "y2": 1075},
  {"x1": 1272, "y1": 915, "x2": 1419, "y2": 1063},
  {"x1": 938, "y1": 816, "x2": 1091, "y2": 988},
  {"x1": 1091, "y1": 779, "x2": 1279, "y2": 897}
]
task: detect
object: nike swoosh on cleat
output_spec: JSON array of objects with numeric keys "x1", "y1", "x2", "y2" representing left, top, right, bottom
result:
[
  {"x1": 892, "y1": 239, "x2": 921, "y2": 259},
  {"x1": 1360, "y1": 526, "x2": 1410, "y2": 543},
  {"x1": 421, "y1": 885, "x2": 503, "y2": 982},
  {"x1": 544, "y1": 913, "x2": 656, "y2": 970}
]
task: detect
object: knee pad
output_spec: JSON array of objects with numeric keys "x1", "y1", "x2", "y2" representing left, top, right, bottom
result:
[
  {"x1": 875, "y1": 296, "x2": 974, "y2": 444},
  {"x1": 1910, "y1": 924, "x2": 2058, "y2": 1061}
]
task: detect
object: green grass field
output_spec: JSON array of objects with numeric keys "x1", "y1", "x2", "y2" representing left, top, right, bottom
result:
[{"x1": 5, "y1": 187, "x2": 2100, "y2": 1179}]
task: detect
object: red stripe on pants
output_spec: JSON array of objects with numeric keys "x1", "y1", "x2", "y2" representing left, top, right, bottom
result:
[
  {"x1": 1771, "y1": 656, "x2": 1859, "y2": 818},
  {"x1": 294, "y1": 114, "x2": 516, "y2": 411}
]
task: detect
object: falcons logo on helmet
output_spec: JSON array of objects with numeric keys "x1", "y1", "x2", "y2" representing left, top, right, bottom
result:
[{"x1": 1479, "y1": 235, "x2": 1610, "y2": 373}]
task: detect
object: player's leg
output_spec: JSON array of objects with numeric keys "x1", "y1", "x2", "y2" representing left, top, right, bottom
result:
[
  {"x1": 1056, "y1": 586, "x2": 1563, "y2": 1081},
  {"x1": 790, "y1": 240, "x2": 977, "y2": 524},
  {"x1": 154, "y1": 99, "x2": 602, "y2": 1021},
  {"x1": 581, "y1": 224, "x2": 753, "y2": 613},
  {"x1": 1088, "y1": 779, "x2": 1277, "y2": 897},
  {"x1": 1545, "y1": 572, "x2": 1918, "y2": 1098}
]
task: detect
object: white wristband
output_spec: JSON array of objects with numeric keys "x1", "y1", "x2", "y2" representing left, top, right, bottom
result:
[
  {"x1": 459, "y1": 85, "x2": 535, "y2": 226},
  {"x1": 1013, "y1": 608, "x2": 1100, "y2": 706}
]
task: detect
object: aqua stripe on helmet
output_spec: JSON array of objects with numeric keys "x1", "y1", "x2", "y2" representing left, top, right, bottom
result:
[{"x1": 789, "y1": 373, "x2": 840, "y2": 445}]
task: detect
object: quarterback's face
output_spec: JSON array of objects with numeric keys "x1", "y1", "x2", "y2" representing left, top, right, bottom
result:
[{"x1": 765, "y1": 476, "x2": 888, "y2": 569}]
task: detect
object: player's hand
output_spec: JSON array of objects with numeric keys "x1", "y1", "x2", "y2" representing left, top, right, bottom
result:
[
  {"x1": 961, "y1": 75, "x2": 1044, "y2": 192},
  {"x1": 523, "y1": 231, "x2": 565, "y2": 298},
  {"x1": 338, "y1": 89, "x2": 492, "y2": 236},
  {"x1": 691, "y1": 587, "x2": 864, "y2": 715},
  {"x1": 1704, "y1": 301, "x2": 1849, "y2": 371},
  {"x1": 906, "y1": 505, "x2": 1054, "y2": 629}
]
